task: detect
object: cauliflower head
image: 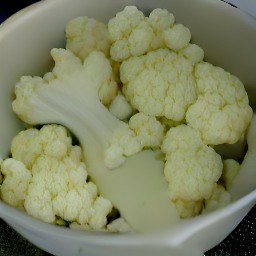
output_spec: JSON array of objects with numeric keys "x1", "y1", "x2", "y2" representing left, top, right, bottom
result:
[
  {"x1": 120, "y1": 48, "x2": 196, "y2": 121},
  {"x1": 162, "y1": 125, "x2": 223, "y2": 216},
  {"x1": 0, "y1": 125, "x2": 113, "y2": 230},
  {"x1": 186, "y1": 62, "x2": 253, "y2": 145}
]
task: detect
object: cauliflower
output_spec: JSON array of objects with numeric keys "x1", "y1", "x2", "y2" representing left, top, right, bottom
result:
[
  {"x1": 121, "y1": 48, "x2": 196, "y2": 121},
  {"x1": 66, "y1": 16, "x2": 111, "y2": 60},
  {"x1": 105, "y1": 112, "x2": 164, "y2": 168},
  {"x1": 11, "y1": 47, "x2": 177, "y2": 232},
  {"x1": 186, "y1": 62, "x2": 253, "y2": 145},
  {"x1": 1, "y1": 6, "x2": 253, "y2": 231},
  {"x1": 172, "y1": 199, "x2": 203, "y2": 219},
  {"x1": 162, "y1": 125, "x2": 223, "y2": 217},
  {"x1": 108, "y1": 6, "x2": 192, "y2": 61},
  {"x1": 0, "y1": 159, "x2": 31, "y2": 208},
  {"x1": 109, "y1": 92, "x2": 134, "y2": 120},
  {"x1": 11, "y1": 124, "x2": 72, "y2": 169},
  {"x1": 203, "y1": 184, "x2": 231, "y2": 213},
  {"x1": 0, "y1": 125, "x2": 113, "y2": 230}
]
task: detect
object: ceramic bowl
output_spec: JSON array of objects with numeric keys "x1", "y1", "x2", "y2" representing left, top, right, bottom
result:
[{"x1": 0, "y1": 1, "x2": 255, "y2": 255}]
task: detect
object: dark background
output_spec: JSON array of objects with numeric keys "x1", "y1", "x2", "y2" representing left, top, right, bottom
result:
[{"x1": 0, "y1": 1, "x2": 255, "y2": 255}]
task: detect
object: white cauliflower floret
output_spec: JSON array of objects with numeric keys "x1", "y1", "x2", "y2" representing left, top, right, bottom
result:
[
  {"x1": 222, "y1": 159, "x2": 240, "y2": 190},
  {"x1": 179, "y1": 43, "x2": 204, "y2": 64},
  {"x1": 66, "y1": 16, "x2": 111, "y2": 60},
  {"x1": 11, "y1": 125, "x2": 72, "y2": 169},
  {"x1": 148, "y1": 8, "x2": 175, "y2": 32},
  {"x1": 162, "y1": 125, "x2": 223, "y2": 216},
  {"x1": 89, "y1": 196, "x2": 113, "y2": 229},
  {"x1": 108, "y1": 6, "x2": 145, "y2": 61},
  {"x1": 173, "y1": 199, "x2": 203, "y2": 219},
  {"x1": 129, "y1": 113, "x2": 164, "y2": 147},
  {"x1": 109, "y1": 92, "x2": 134, "y2": 120},
  {"x1": 203, "y1": 184, "x2": 231, "y2": 213},
  {"x1": 108, "y1": 6, "x2": 191, "y2": 61},
  {"x1": 186, "y1": 62, "x2": 253, "y2": 145},
  {"x1": 105, "y1": 113, "x2": 164, "y2": 169},
  {"x1": 107, "y1": 217, "x2": 132, "y2": 233},
  {"x1": 104, "y1": 123, "x2": 141, "y2": 169},
  {"x1": 0, "y1": 159, "x2": 31, "y2": 208},
  {"x1": 1, "y1": 125, "x2": 113, "y2": 230},
  {"x1": 163, "y1": 24, "x2": 191, "y2": 51},
  {"x1": 120, "y1": 48, "x2": 196, "y2": 121}
]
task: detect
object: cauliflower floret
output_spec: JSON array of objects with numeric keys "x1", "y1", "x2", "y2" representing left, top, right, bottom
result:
[
  {"x1": 0, "y1": 159, "x2": 31, "y2": 208},
  {"x1": 109, "y1": 92, "x2": 134, "y2": 120},
  {"x1": 120, "y1": 48, "x2": 196, "y2": 121},
  {"x1": 162, "y1": 125, "x2": 223, "y2": 216},
  {"x1": 173, "y1": 199, "x2": 203, "y2": 218},
  {"x1": 108, "y1": 6, "x2": 145, "y2": 61},
  {"x1": 88, "y1": 196, "x2": 113, "y2": 229},
  {"x1": 129, "y1": 112, "x2": 164, "y2": 147},
  {"x1": 148, "y1": 8, "x2": 175, "y2": 32},
  {"x1": 186, "y1": 62, "x2": 253, "y2": 145},
  {"x1": 163, "y1": 24, "x2": 191, "y2": 51},
  {"x1": 108, "y1": 6, "x2": 191, "y2": 61},
  {"x1": 2, "y1": 125, "x2": 113, "y2": 230},
  {"x1": 203, "y1": 184, "x2": 231, "y2": 213},
  {"x1": 65, "y1": 16, "x2": 111, "y2": 60},
  {"x1": 11, "y1": 125, "x2": 72, "y2": 169},
  {"x1": 221, "y1": 159, "x2": 240, "y2": 190},
  {"x1": 107, "y1": 217, "x2": 132, "y2": 233},
  {"x1": 105, "y1": 113, "x2": 164, "y2": 169},
  {"x1": 179, "y1": 43, "x2": 204, "y2": 64}
]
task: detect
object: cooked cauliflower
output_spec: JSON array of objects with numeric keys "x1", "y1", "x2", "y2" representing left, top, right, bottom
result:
[
  {"x1": 172, "y1": 199, "x2": 203, "y2": 219},
  {"x1": 0, "y1": 125, "x2": 113, "y2": 230},
  {"x1": 162, "y1": 125, "x2": 223, "y2": 217},
  {"x1": 66, "y1": 16, "x2": 111, "y2": 60},
  {"x1": 203, "y1": 184, "x2": 231, "y2": 213},
  {"x1": 11, "y1": 125, "x2": 72, "y2": 169},
  {"x1": 109, "y1": 92, "x2": 134, "y2": 120},
  {"x1": 186, "y1": 62, "x2": 253, "y2": 145},
  {"x1": 0, "y1": 159, "x2": 31, "y2": 208},
  {"x1": 163, "y1": 24, "x2": 191, "y2": 51},
  {"x1": 179, "y1": 43, "x2": 204, "y2": 64},
  {"x1": 120, "y1": 48, "x2": 196, "y2": 121},
  {"x1": 108, "y1": 6, "x2": 192, "y2": 61},
  {"x1": 1, "y1": 6, "x2": 253, "y2": 231},
  {"x1": 105, "y1": 112, "x2": 164, "y2": 169}
]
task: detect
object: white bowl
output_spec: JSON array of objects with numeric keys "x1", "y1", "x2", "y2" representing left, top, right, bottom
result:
[{"x1": 0, "y1": 1, "x2": 256, "y2": 256}]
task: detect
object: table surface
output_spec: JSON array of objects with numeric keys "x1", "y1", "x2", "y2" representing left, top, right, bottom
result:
[{"x1": 0, "y1": 1, "x2": 255, "y2": 255}]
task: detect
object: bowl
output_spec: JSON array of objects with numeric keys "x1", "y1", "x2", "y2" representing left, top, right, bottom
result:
[{"x1": 0, "y1": 0, "x2": 256, "y2": 256}]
